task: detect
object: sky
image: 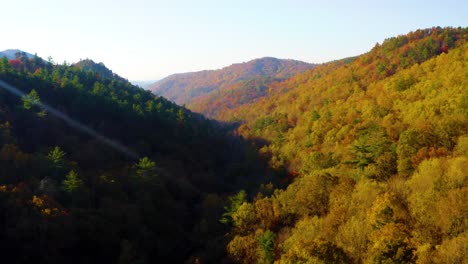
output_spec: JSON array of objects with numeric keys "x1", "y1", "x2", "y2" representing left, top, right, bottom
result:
[{"x1": 1, "y1": 0, "x2": 466, "y2": 81}]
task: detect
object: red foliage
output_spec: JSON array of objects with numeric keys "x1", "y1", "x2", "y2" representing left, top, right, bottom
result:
[
  {"x1": 9, "y1": 59, "x2": 21, "y2": 70},
  {"x1": 440, "y1": 44, "x2": 449, "y2": 53},
  {"x1": 411, "y1": 147, "x2": 449, "y2": 166}
]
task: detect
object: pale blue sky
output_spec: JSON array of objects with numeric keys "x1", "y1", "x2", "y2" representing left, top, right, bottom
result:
[{"x1": 1, "y1": 0, "x2": 466, "y2": 80}]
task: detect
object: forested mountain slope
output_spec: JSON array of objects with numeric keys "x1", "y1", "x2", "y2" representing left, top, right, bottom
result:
[
  {"x1": 149, "y1": 57, "x2": 315, "y2": 106},
  {"x1": 220, "y1": 27, "x2": 468, "y2": 263},
  {"x1": 0, "y1": 26, "x2": 466, "y2": 264},
  {"x1": 189, "y1": 76, "x2": 286, "y2": 119},
  {"x1": 188, "y1": 26, "x2": 463, "y2": 121},
  {"x1": 0, "y1": 54, "x2": 280, "y2": 263}
]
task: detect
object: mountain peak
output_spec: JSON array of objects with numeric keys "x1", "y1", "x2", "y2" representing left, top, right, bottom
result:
[
  {"x1": 73, "y1": 59, "x2": 123, "y2": 80},
  {"x1": 0, "y1": 49, "x2": 36, "y2": 60},
  {"x1": 149, "y1": 57, "x2": 316, "y2": 105}
]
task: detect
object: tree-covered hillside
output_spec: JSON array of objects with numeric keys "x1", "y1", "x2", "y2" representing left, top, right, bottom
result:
[
  {"x1": 189, "y1": 76, "x2": 283, "y2": 119},
  {"x1": 149, "y1": 57, "x2": 315, "y2": 106},
  {"x1": 0, "y1": 54, "x2": 280, "y2": 263},
  {"x1": 0, "y1": 26, "x2": 466, "y2": 264},
  {"x1": 217, "y1": 27, "x2": 467, "y2": 263}
]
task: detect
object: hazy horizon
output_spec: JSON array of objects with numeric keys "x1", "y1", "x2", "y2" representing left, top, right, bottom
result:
[{"x1": 1, "y1": 0, "x2": 466, "y2": 81}]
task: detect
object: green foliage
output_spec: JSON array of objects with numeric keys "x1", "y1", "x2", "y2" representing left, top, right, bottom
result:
[
  {"x1": 301, "y1": 151, "x2": 337, "y2": 173},
  {"x1": 257, "y1": 230, "x2": 275, "y2": 264},
  {"x1": 176, "y1": 108, "x2": 185, "y2": 124},
  {"x1": 22, "y1": 89, "x2": 46, "y2": 116},
  {"x1": 396, "y1": 129, "x2": 420, "y2": 176},
  {"x1": 47, "y1": 146, "x2": 67, "y2": 179},
  {"x1": 135, "y1": 157, "x2": 156, "y2": 177},
  {"x1": 347, "y1": 127, "x2": 396, "y2": 180},
  {"x1": 311, "y1": 110, "x2": 321, "y2": 121},
  {"x1": 47, "y1": 146, "x2": 66, "y2": 166},
  {"x1": 349, "y1": 136, "x2": 380, "y2": 169},
  {"x1": 22, "y1": 89, "x2": 40, "y2": 109},
  {"x1": 220, "y1": 190, "x2": 247, "y2": 225},
  {"x1": 62, "y1": 170, "x2": 83, "y2": 193}
]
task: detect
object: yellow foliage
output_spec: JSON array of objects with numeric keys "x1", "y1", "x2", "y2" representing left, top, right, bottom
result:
[
  {"x1": 254, "y1": 198, "x2": 280, "y2": 230},
  {"x1": 436, "y1": 187, "x2": 467, "y2": 237},
  {"x1": 279, "y1": 236, "x2": 349, "y2": 264},
  {"x1": 223, "y1": 31, "x2": 468, "y2": 263},
  {"x1": 227, "y1": 232, "x2": 260, "y2": 264},
  {"x1": 232, "y1": 202, "x2": 257, "y2": 232},
  {"x1": 414, "y1": 243, "x2": 434, "y2": 264},
  {"x1": 336, "y1": 216, "x2": 372, "y2": 262},
  {"x1": 367, "y1": 192, "x2": 410, "y2": 229},
  {"x1": 367, "y1": 223, "x2": 415, "y2": 264},
  {"x1": 349, "y1": 179, "x2": 384, "y2": 216},
  {"x1": 32, "y1": 195, "x2": 45, "y2": 208},
  {"x1": 282, "y1": 217, "x2": 323, "y2": 253},
  {"x1": 31, "y1": 195, "x2": 62, "y2": 217},
  {"x1": 444, "y1": 156, "x2": 467, "y2": 189},
  {"x1": 433, "y1": 231, "x2": 468, "y2": 264},
  {"x1": 42, "y1": 208, "x2": 52, "y2": 215},
  {"x1": 453, "y1": 136, "x2": 468, "y2": 156},
  {"x1": 406, "y1": 159, "x2": 443, "y2": 240}
]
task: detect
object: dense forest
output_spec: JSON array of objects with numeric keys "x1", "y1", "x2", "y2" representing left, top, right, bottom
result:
[
  {"x1": 0, "y1": 53, "x2": 281, "y2": 263},
  {"x1": 0, "y1": 26, "x2": 466, "y2": 264},
  {"x1": 216, "y1": 27, "x2": 467, "y2": 263}
]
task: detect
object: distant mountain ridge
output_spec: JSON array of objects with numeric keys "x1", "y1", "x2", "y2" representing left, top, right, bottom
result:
[
  {"x1": 0, "y1": 49, "x2": 36, "y2": 60},
  {"x1": 149, "y1": 57, "x2": 316, "y2": 105},
  {"x1": 131, "y1": 80, "x2": 159, "y2": 88}
]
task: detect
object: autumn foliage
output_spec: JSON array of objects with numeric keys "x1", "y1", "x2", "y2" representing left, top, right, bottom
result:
[
  {"x1": 217, "y1": 27, "x2": 467, "y2": 263},
  {"x1": 0, "y1": 26, "x2": 466, "y2": 263}
]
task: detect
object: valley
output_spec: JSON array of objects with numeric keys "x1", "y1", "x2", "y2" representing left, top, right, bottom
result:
[{"x1": 0, "y1": 26, "x2": 466, "y2": 263}]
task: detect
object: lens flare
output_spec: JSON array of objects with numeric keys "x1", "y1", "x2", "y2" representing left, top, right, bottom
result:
[{"x1": 0, "y1": 79, "x2": 139, "y2": 160}]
